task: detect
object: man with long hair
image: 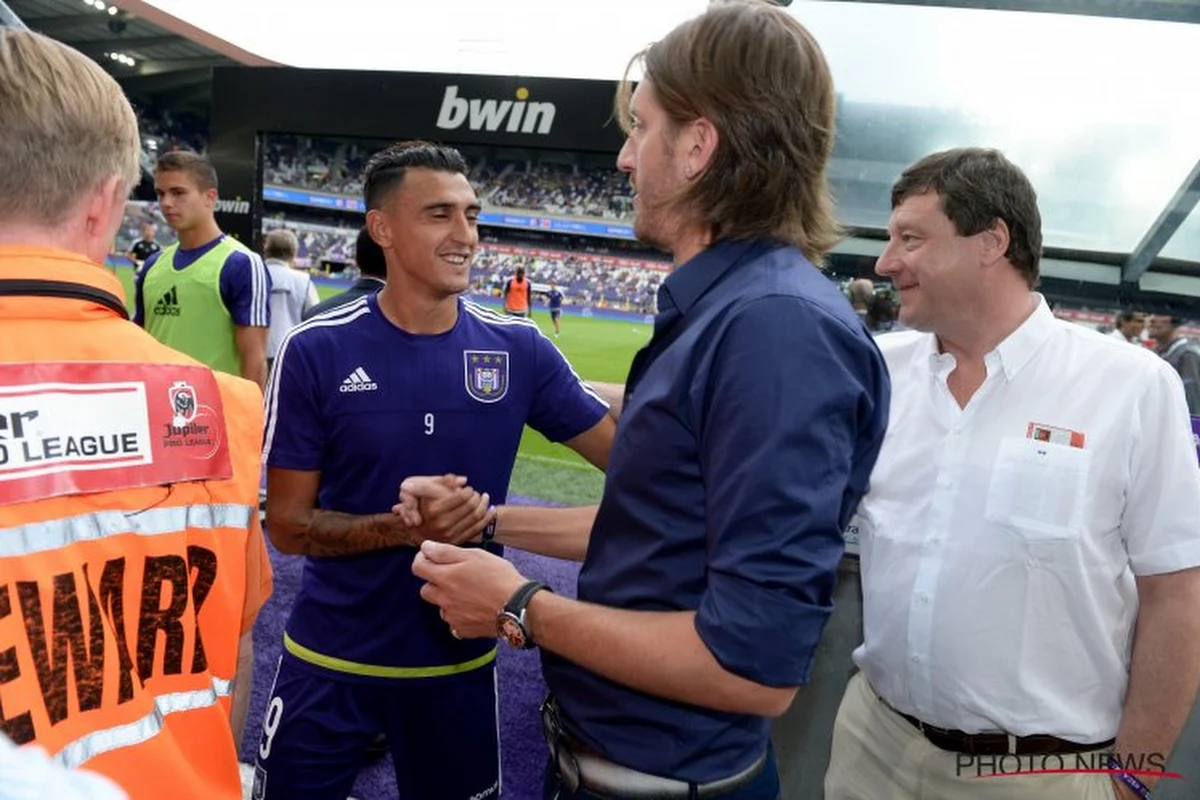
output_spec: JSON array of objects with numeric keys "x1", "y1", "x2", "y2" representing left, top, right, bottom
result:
[{"x1": 412, "y1": 2, "x2": 890, "y2": 797}]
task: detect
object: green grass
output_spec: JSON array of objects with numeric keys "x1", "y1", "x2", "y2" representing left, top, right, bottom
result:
[{"x1": 113, "y1": 265, "x2": 647, "y2": 505}]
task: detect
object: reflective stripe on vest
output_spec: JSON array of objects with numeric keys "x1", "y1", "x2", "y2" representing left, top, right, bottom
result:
[
  {"x1": 0, "y1": 503, "x2": 254, "y2": 558},
  {"x1": 55, "y1": 675, "x2": 233, "y2": 770}
]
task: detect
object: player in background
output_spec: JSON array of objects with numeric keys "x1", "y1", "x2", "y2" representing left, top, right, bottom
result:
[
  {"x1": 547, "y1": 284, "x2": 564, "y2": 337},
  {"x1": 126, "y1": 219, "x2": 160, "y2": 277},
  {"x1": 134, "y1": 150, "x2": 271, "y2": 390},
  {"x1": 503, "y1": 264, "x2": 531, "y2": 317}
]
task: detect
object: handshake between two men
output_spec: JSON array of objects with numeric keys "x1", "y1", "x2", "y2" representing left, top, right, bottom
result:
[{"x1": 396, "y1": 475, "x2": 533, "y2": 643}]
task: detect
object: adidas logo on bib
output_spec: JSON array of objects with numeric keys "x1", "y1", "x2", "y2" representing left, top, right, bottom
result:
[{"x1": 154, "y1": 286, "x2": 181, "y2": 317}]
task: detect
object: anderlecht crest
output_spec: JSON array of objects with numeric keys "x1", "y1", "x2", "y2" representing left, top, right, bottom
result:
[{"x1": 464, "y1": 350, "x2": 510, "y2": 403}]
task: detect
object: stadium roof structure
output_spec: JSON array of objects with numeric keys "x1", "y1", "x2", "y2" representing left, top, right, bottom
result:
[
  {"x1": 4, "y1": 0, "x2": 1200, "y2": 299},
  {"x1": 3, "y1": 0, "x2": 275, "y2": 114}
]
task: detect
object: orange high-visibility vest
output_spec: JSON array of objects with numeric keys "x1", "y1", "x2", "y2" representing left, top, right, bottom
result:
[
  {"x1": 504, "y1": 277, "x2": 530, "y2": 313},
  {"x1": 0, "y1": 246, "x2": 272, "y2": 799}
]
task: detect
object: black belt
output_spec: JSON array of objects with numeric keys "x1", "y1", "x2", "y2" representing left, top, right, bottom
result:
[
  {"x1": 881, "y1": 695, "x2": 1113, "y2": 756},
  {"x1": 540, "y1": 696, "x2": 768, "y2": 799}
]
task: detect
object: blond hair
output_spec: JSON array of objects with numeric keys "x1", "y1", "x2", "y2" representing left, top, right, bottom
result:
[
  {"x1": 616, "y1": 0, "x2": 841, "y2": 265},
  {"x1": 0, "y1": 29, "x2": 140, "y2": 226}
]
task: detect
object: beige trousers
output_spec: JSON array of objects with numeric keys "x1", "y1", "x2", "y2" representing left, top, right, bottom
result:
[{"x1": 823, "y1": 672, "x2": 1118, "y2": 800}]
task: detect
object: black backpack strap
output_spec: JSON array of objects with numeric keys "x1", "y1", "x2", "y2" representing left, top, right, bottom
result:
[{"x1": 0, "y1": 278, "x2": 130, "y2": 320}]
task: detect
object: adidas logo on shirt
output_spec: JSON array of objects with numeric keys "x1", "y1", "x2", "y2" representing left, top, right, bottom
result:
[
  {"x1": 339, "y1": 367, "x2": 378, "y2": 393},
  {"x1": 154, "y1": 287, "x2": 181, "y2": 317}
]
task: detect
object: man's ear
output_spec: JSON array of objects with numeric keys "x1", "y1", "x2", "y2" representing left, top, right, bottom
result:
[
  {"x1": 682, "y1": 116, "x2": 719, "y2": 180},
  {"x1": 978, "y1": 218, "x2": 1011, "y2": 268},
  {"x1": 366, "y1": 209, "x2": 391, "y2": 249},
  {"x1": 80, "y1": 174, "x2": 129, "y2": 263}
]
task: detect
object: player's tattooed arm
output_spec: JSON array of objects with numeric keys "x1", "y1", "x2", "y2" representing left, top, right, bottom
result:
[{"x1": 266, "y1": 469, "x2": 492, "y2": 556}]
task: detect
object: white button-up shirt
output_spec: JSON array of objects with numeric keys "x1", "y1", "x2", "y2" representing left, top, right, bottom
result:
[{"x1": 852, "y1": 296, "x2": 1200, "y2": 742}]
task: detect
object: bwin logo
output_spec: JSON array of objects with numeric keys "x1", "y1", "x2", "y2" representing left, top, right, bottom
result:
[
  {"x1": 436, "y1": 86, "x2": 556, "y2": 135},
  {"x1": 214, "y1": 198, "x2": 250, "y2": 215}
]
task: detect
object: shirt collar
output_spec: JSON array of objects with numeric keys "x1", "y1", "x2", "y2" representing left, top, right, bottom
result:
[
  {"x1": 991, "y1": 294, "x2": 1055, "y2": 380},
  {"x1": 357, "y1": 276, "x2": 386, "y2": 288},
  {"x1": 658, "y1": 239, "x2": 781, "y2": 316},
  {"x1": 0, "y1": 245, "x2": 127, "y2": 320},
  {"x1": 924, "y1": 293, "x2": 1055, "y2": 380}
]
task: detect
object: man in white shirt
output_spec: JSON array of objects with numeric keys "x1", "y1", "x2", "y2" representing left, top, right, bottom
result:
[
  {"x1": 824, "y1": 147, "x2": 1200, "y2": 800},
  {"x1": 263, "y1": 228, "x2": 318, "y2": 367},
  {"x1": 1109, "y1": 309, "x2": 1146, "y2": 344}
]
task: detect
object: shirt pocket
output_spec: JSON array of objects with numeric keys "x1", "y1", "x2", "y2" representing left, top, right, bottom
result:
[{"x1": 984, "y1": 438, "x2": 1092, "y2": 542}]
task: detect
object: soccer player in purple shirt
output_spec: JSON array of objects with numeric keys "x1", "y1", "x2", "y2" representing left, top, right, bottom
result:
[{"x1": 255, "y1": 141, "x2": 614, "y2": 800}]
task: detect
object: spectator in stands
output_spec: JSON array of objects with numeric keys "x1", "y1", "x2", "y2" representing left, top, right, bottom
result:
[
  {"x1": 825, "y1": 148, "x2": 1200, "y2": 800},
  {"x1": 411, "y1": 4, "x2": 889, "y2": 798},
  {"x1": 547, "y1": 284, "x2": 565, "y2": 336},
  {"x1": 256, "y1": 141, "x2": 614, "y2": 800},
  {"x1": 503, "y1": 264, "x2": 531, "y2": 316},
  {"x1": 263, "y1": 229, "x2": 318, "y2": 368},
  {"x1": 1148, "y1": 314, "x2": 1200, "y2": 414},
  {"x1": 303, "y1": 227, "x2": 387, "y2": 320},
  {"x1": 848, "y1": 278, "x2": 875, "y2": 326},
  {"x1": 1110, "y1": 309, "x2": 1146, "y2": 344},
  {"x1": 135, "y1": 151, "x2": 271, "y2": 389},
  {"x1": 125, "y1": 220, "x2": 160, "y2": 276}
]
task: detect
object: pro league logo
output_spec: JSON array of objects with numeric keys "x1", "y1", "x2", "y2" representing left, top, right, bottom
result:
[{"x1": 169, "y1": 380, "x2": 197, "y2": 428}]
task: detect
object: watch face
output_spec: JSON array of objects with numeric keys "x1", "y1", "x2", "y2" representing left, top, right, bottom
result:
[{"x1": 497, "y1": 614, "x2": 527, "y2": 649}]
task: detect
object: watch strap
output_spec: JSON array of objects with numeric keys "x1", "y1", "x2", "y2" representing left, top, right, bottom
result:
[
  {"x1": 480, "y1": 506, "x2": 498, "y2": 545},
  {"x1": 504, "y1": 580, "x2": 551, "y2": 616}
]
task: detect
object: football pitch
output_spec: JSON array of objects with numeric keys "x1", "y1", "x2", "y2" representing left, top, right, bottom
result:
[{"x1": 113, "y1": 266, "x2": 647, "y2": 506}]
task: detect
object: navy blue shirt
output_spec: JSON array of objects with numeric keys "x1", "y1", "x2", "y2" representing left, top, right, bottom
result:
[
  {"x1": 547, "y1": 288, "x2": 564, "y2": 310},
  {"x1": 265, "y1": 295, "x2": 607, "y2": 680},
  {"x1": 302, "y1": 276, "x2": 386, "y2": 321},
  {"x1": 542, "y1": 239, "x2": 890, "y2": 782}
]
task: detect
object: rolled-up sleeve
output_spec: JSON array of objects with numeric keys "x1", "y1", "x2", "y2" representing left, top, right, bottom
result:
[
  {"x1": 694, "y1": 296, "x2": 878, "y2": 687},
  {"x1": 1122, "y1": 360, "x2": 1200, "y2": 575}
]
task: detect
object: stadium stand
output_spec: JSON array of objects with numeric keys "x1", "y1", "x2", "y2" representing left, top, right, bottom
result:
[
  {"x1": 262, "y1": 134, "x2": 633, "y2": 221},
  {"x1": 256, "y1": 213, "x2": 667, "y2": 313},
  {"x1": 114, "y1": 201, "x2": 1198, "y2": 337}
]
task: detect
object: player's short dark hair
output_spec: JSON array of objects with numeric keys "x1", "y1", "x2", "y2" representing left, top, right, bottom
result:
[
  {"x1": 155, "y1": 149, "x2": 218, "y2": 192},
  {"x1": 362, "y1": 140, "x2": 469, "y2": 210},
  {"x1": 1115, "y1": 310, "x2": 1143, "y2": 325},
  {"x1": 891, "y1": 148, "x2": 1042, "y2": 289},
  {"x1": 355, "y1": 226, "x2": 387, "y2": 278}
]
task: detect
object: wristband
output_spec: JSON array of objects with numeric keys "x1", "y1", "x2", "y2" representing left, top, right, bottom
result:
[
  {"x1": 480, "y1": 506, "x2": 498, "y2": 545},
  {"x1": 1107, "y1": 756, "x2": 1152, "y2": 800}
]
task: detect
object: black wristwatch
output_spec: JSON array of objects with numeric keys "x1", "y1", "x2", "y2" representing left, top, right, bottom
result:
[{"x1": 496, "y1": 580, "x2": 552, "y2": 650}]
